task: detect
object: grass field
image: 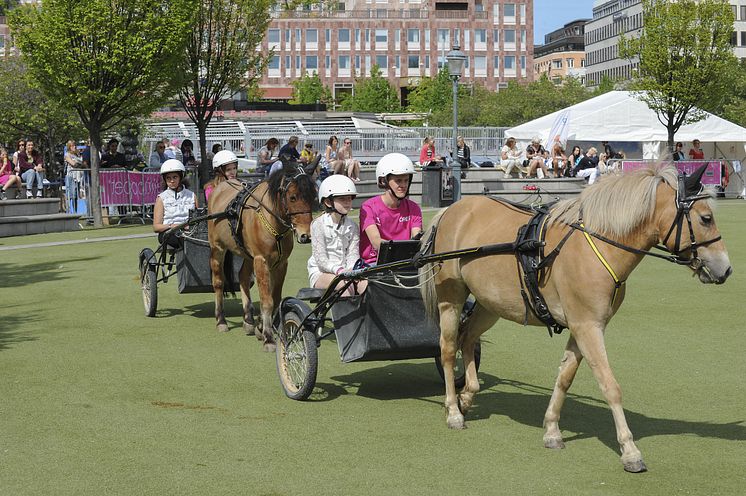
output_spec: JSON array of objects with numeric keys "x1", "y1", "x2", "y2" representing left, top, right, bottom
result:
[{"x1": 1, "y1": 201, "x2": 745, "y2": 495}]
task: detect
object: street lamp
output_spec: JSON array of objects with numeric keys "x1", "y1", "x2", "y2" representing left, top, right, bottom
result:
[{"x1": 446, "y1": 45, "x2": 466, "y2": 201}]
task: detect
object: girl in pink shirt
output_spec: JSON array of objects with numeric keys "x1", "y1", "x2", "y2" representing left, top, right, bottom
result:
[{"x1": 359, "y1": 153, "x2": 423, "y2": 264}]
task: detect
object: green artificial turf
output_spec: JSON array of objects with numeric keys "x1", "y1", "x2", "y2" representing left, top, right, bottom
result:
[{"x1": 1, "y1": 201, "x2": 744, "y2": 495}]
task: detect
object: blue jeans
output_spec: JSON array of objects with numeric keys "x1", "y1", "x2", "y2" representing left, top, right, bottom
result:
[{"x1": 22, "y1": 169, "x2": 45, "y2": 195}]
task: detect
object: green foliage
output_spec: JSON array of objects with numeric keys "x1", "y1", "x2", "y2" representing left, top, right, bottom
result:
[
  {"x1": 407, "y1": 67, "x2": 454, "y2": 118},
  {"x1": 0, "y1": 0, "x2": 19, "y2": 16},
  {"x1": 290, "y1": 71, "x2": 332, "y2": 105},
  {"x1": 178, "y1": 0, "x2": 271, "y2": 167},
  {"x1": 702, "y1": 60, "x2": 746, "y2": 128},
  {"x1": 0, "y1": 58, "x2": 85, "y2": 174},
  {"x1": 619, "y1": 0, "x2": 738, "y2": 147},
  {"x1": 10, "y1": 0, "x2": 195, "y2": 226},
  {"x1": 339, "y1": 65, "x2": 401, "y2": 112}
]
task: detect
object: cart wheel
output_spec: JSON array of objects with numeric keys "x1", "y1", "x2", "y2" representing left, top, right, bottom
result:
[
  {"x1": 142, "y1": 269, "x2": 158, "y2": 317},
  {"x1": 435, "y1": 341, "x2": 481, "y2": 389},
  {"x1": 276, "y1": 311, "x2": 318, "y2": 400}
]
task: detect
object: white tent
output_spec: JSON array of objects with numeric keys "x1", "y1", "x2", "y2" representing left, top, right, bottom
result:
[{"x1": 506, "y1": 91, "x2": 746, "y2": 160}]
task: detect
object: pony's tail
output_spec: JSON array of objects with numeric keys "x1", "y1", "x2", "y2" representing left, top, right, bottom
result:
[{"x1": 419, "y1": 208, "x2": 448, "y2": 323}]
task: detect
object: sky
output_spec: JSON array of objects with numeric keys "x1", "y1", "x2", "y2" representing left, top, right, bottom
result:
[{"x1": 533, "y1": 0, "x2": 596, "y2": 45}]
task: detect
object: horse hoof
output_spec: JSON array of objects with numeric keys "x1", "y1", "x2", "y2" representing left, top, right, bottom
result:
[
  {"x1": 544, "y1": 438, "x2": 565, "y2": 450},
  {"x1": 446, "y1": 414, "x2": 466, "y2": 430},
  {"x1": 216, "y1": 323, "x2": 230, "y2": 333},
  {"x1": 263, "y1": 342, "x2": 276, "y2": 353},
  {"x1": 458, "y1": 395, "x2": 473, "y2": 414},
  {"x1": 623, "y1": 459, "x2": 648, "y2": 473},
  {"x1": 243, "y1": 321, "x2": 256, "y2": 336}
]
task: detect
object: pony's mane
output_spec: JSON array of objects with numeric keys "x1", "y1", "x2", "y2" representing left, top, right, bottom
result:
[
  {"x1": 266, "y1": 163, "x2": 317, "y2": 207},
  {"x1": 548, "y1": 163, "x2": 679, "y2": 236}
]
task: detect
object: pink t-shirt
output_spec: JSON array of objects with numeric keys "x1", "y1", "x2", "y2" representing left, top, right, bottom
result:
[{"x1": 359, "y1": 195, "x2": 423, "y2": 264}]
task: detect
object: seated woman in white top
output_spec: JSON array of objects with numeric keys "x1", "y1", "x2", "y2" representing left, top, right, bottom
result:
[
  {"x1": 500, "y1": 137, "x2": 524, "y2": 178},
  {"x1": 153, "y1": 159, "x2": 197, "y2": 249}
]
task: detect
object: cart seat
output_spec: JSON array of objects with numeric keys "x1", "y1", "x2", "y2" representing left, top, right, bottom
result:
[{"x1": 296, "y1": 287, "x2": 325, "y2": 303}]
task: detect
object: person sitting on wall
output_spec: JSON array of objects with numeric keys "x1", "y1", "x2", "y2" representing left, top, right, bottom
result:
[{"x1": 419, "y1": 136, "x2": 444, "y2": 169}]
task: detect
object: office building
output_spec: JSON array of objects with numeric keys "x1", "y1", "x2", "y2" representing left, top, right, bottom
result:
[{"x1": 533, "y1": 19, "x2": 587, "y2": 84}]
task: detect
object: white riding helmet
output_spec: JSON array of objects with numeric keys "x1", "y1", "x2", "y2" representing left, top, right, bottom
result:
[
  {"x1": 318, "y1": 175, "x2": 357, "y2": 203},
  {"x1": 212, "y1": 149, "x2": 238, "y2": 169},
  {"x1": 161, "y1": 159, "x2": 185, "y2": 175},
  {"x1": 376, "y1": 153, "x2": 415, "y2": 180}
]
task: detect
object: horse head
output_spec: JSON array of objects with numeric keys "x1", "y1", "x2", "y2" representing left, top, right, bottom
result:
[
  {"x1": 659, "y1": 163, "x2": 732, "y2": 284},
  {"x1": 269, "y1": 160, "x2": 316, "y2": 244}
]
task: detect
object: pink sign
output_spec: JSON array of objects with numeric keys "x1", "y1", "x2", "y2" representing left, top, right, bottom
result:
[
  {"x1": 622, "y1": 161, "x2": 722, "y2": 185},
  {"x1": 100, "y1": 170, "x2": 162, "y2": 207}
]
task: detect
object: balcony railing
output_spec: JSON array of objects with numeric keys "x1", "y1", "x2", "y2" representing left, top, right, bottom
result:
[{"x1": 271, "y1": 9, "x2": 486, "y2": 20}]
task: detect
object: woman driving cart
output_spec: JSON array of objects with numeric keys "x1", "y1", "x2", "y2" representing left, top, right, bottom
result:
[{"x1": 152, "y1": 159, "x2": 197, "y2": 249}]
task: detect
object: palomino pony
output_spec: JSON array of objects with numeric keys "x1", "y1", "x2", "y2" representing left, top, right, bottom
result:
[
  {"x1": 419, "y1": 163, "x2": 731, "y2": 472},
  {"x1": 207, "y1": 164, "x2": 316, "y2": 351}
]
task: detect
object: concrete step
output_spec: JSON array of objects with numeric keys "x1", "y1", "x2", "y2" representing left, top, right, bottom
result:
[
  {"x1": 0, "y1": 198, "x2": 61, "y2": 217},
  {"x1": 0, "y1": 213, "x2": 81, "y2": 237}
]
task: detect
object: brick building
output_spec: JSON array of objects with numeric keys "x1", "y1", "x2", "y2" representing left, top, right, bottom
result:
[
  {"x1": 533, "y1": 19, "x2": 587, "y2": 84},
  {"x1": 258, "y1": 0, "x2": 534, "y2": 104}
]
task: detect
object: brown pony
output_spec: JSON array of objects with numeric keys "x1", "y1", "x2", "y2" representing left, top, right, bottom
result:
[
  {"x1": 419, "y1": 163, "x2": 731, "y2": 472},
  {"x1": 207, "y1": 164, "x2": 315, "y2": 351}
]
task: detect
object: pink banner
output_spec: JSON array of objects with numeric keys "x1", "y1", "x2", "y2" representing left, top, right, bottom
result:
[
  {"x1": 621, "y1": 161, "x2": 722, "y2": 185},
  {"x1": 100, "y1": 170, "x2": 162, "y2": 207}
]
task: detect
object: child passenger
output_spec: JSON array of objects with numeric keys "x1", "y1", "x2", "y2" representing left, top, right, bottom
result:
[
  {"x1": 204, "y1": 149, "x2": 239, "y2": 202},
  {"x1": 153, "y1": 159, "x2": 197, "y2": 249},
  {"x1": 359, "y1": 153, "x2": 422, "y2": 265},
  {"x1": 307, "y1": 175, "x2": 361, "y2": 296}
]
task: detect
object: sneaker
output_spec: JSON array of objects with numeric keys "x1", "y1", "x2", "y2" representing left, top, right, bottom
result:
[
  {"x1": 0, "y1": 190, "x2": 6, "y2": 200},
  {"x1": 36, "y1": 192, "x2": 43, "y2": 198},
  {"x1": 26, "y1": 192, "x2": 32, "y2": 199}
]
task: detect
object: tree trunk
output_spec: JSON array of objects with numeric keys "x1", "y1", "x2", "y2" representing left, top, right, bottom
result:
[
  {"x1": 197, "y1": 121, "x2": 209, "y2": 205},
  {"x1": 89, "y1": 128, "x2": 104, "y2": 227},
  {"x1": 667, "y1": 125, "x2": 676, "y2": 156}
]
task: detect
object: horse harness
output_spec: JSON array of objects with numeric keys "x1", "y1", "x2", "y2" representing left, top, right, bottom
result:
[{"x1": 223, "y1": 168, "x2": 311, "y2": 268}]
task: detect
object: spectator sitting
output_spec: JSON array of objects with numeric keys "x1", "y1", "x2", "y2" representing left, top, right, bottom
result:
[
  {"x1": 181, "y1": 139, "x2": 196, "y2": 168},
  {"x1": 551, "y1": 143, "x2": 568, "y2": 178},
  {"x1": 499, "y1": 137, "x2": 524, "y2": 178},
  {"x1": 359, "y1": 153, "x2": 423, "y2": 265},
  {"x1": 688, "y1": 139, "x2": 704, "y2": 160},
  {"x1": 307, "y1": 175, "x2": 364, "y2": 296},
  {"x1": 256, "y1": 137, "x2": 280, "y2": 176},
  {"x1": 566, "y1": 146, "x2": 583, "y2": 176},
  {"x1": 672, "y1": 142, "x2": 686, "y2": 161},
  {"x1": 323, "y1": 135, "x2": 343, "y2": 176},
  {"x1": 149, "y1": 141, "x2": 168, "y2": 169},
  {"x1": 279, "y1": 135, "x2": 302, "y2": 163},
  {"x1": 337, "y1": 137, "x2": 361, "y2": 181},
  {"x1": 152, "y1": 159, "x2": 197, "y2": 249},
  {"x1": 100, "y1": 138, "x2": 127, "y2": 168},
  {"x1": 165, "y1": 138, "x2": 183, "y2": 162},
  {"x1": 204, "y1": 150, "x2": 239, "y2": 204},
  {"x1": 1, "y1": 148, "x2": 23, "y2": 200},
  {"x1": 451, "y1": 135, "x2": 471, "y2": 179},
  {"x1": 12, "y1": 140, "x2": 25, "y2": 168},
  {"x1": 419, "y1": 136, "x2": 443, "y2": 169},
  {"x1": 523, "y1": 138, "x2": 545, "y2": 178},
  {"x1": 573, "y1": 147, "x2": 600, "y2": 184},
  {"x1": 602, "y1": 141, "x2": 623, "y2": 160},
  {"x1": 17, "y1": 140, "x2": 45, "y2": 198},
  {"x1": 300, "y1": 142, "x2": 323, "y2": 177}
]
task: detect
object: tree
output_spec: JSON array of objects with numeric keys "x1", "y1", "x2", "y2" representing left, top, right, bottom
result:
[
  {"x1": 0, "y1": 0, "x2": 19, "y2": 16},
  {"x1": 0, "y1": 58, "x2": 85, "y2": 176},
  {"x1": 407, "y1": 67, "x2": 455, "y2": 125},
  {"x1": 290, "y1": 72, "x2": 332, "y2": 105},
  {"x1": 619, "y1": 0, "x2": 737, "y2": 151},
  {"x1": 339, "y1": 65, "x2": 401, "y2": 113},
  {"x1": 178, "y1": 0, "x2": 271, "y2": 184},
  {"x1": 702, "y1": 59, "x2": 746, "y2": 128},
  {"x1": 11, "y1": 0, "x2": 194, "y2": 227}
]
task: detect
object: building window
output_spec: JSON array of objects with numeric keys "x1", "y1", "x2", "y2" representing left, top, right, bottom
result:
[
  {"x1": 566, "y1": 58, "x2": 574, "y2": 68},
  {"x1": 493, "y1": 55, "x2": 500, "y2": 69},
  {"x1": 505, "y1": 30, "x2": 516, "y2": 44},
  {"x1": 268, "y1": 56, "x2": 280, "y2": 70},
  {"x1": 306, "y1": 29, "x2": 318, "y2": 44},
  {"x1": 408, "y1": 55, "x2": 420, "y2": 69},
  {"x1": 375, "y1": 29, "x2": 388, "y2": 43},
  {"x1": 493, "y1": 29, "x2": 500, "y2": 45},
  {"x1": 425, "y1": 29, "x2": 430, "y2": 45},
  {"x1": 425, "y1": 55, "x2": 430, "y2": 70},
  {"x1": 339, "y1": 29, "x2": 351, "y2": 43},
  {"x1": 504, "y1": 3, "x2": 515, "y2": 18},
  {"x1": 474, "y1": 56, "x2": 487, "y2": 75},
  {"x1": 437, "y1": 29, "x2": 450, "y2": 47},
  {"x1": 306, "y1": 56, "x2": 318, "y2": 70},
  {"x1": 474, "y1": 29, "x2": 486, "y2": 45},
  {"x1": 267, "y1": 29, "x2": 280, "y2": 45},
  {"x1": 742, "y1": 31, "x2": 746, "y2": 47},
  {"x1": 325, "y1": 29, "x2": 330, "y2": 43},
  {"x1": 504, "y1": 56, "x2": 516, "y2": 69},
  {"x1": 741, "y1": 6, "x2": 746, "y2": 21},
  {"x1": 376, "y1": 54, "x2": 388, "y2": 69},
  {"x1": 339, "y1": 55, "x2": 351, "y2": 69},
  {"x1": 407, "y1": 29, "x2": 420, "y2": 44}
]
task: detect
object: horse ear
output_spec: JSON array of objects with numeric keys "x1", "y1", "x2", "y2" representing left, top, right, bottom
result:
[{"x1": 683, "y1": 163, "x2": 708, "y2": 196}]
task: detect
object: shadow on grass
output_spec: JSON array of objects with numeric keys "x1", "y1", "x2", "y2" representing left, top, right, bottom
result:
[
  {"x1": 0, "y1": 257, "x2": 102, "y2": 289},
  {"x1": 467, "y1": 378, "x2": 746, "y2": 454},
  {"x1": 0, "y1": 312, "x2": 39, "y2": 351}
]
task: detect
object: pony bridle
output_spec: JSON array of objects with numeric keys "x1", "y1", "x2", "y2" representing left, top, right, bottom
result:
[
  {"x1": 275, "y1": 166, "x2": 313, "y2": 235},
  {"x1": 658, "y1": 173, "x2": 721, "y2": 268}
]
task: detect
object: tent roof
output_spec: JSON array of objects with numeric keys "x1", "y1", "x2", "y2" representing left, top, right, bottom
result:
[{"x1": 506, "y1": 91, "x2": 746, "y2": 143}]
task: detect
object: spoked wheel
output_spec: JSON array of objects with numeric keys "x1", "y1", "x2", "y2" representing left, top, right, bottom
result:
[
  {"x1": 142, "y1": 269, "x2": 158, "y2": 317},
  {"x1": 276, "y1": 311, "x2": 318, "y2": 400},
  {"x1": 435, "y1": 341, "x2": 482, "y2": 389}
]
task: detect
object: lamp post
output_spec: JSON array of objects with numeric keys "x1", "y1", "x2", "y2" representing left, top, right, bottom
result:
[{"x1": 446, "y1": 45, "x2": 466, "y2": 202}]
